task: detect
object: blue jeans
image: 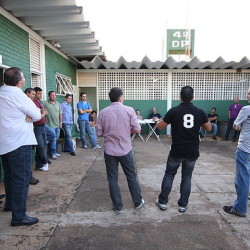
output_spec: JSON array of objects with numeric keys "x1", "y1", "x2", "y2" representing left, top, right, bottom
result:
[
  {"x1": 158, "y1": 155, "x2": 197, "y2": 207},
  {"x1": 62, "y1": 123, "x2": 74, "y2": 152},
  {"x1": 78, "y1": 120, "x2": 97, "y2": 147},
  {"x1": 46, "y1": 125, "x2": 59, "y2": 156},
  {"x1": 1, "y1": 145, "x2": 32, "y2": 221},
  {"x1": 233, "y1": 148, "x2": 250, "y2": 214},
  {"x1": 104, "y1": 151, "x2": 142, "y2": 210},
  {"x1": 200, "y1": 122, "x2": 217, "y2": 136},
  {"x1": 34, "y1": 125, "x2": 48, "y2": 169}
]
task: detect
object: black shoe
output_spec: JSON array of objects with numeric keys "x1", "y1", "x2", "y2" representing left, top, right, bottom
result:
[
  {"x1": 200, "y1": 135, "x2": 204, "y2": 138},
  {"x1": 0, "y1": 194, "x2": 5, "y2": 199},
  {"x1": 48, "y1": 160, "x2": 52, "y2": 164},
  {"x1": 223, "y1": 206, "x2": 246, "y2": 217},
  {"x1": 213, "y1": 136, "x2": 217, "y2": 140},
  {"x1": 4, "y1": 207, "x2": 11, "y2": 212},
  {"x1": 29, "y1": 176, "x2": 39, "y2": 185},
  {"x1": 70, "y1": 151, "x2": 76, "y2": 156},
  {"x1": 11, "y1": 215, "x2": 39, "y2": 226}
]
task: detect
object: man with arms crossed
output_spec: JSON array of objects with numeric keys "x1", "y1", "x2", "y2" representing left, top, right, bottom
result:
[
  {"x1": 223, "y1": 88, "x2": 250, "y2": 217},
  {"x1": 97, "y1": 87, "x2": 144, "y2": 213},
  {"x1": 155, "y1": 86, "x2": 211, "y2": 213},
  {"x1": 0, "y1": 68, "x2": 41, "y2": 226}
]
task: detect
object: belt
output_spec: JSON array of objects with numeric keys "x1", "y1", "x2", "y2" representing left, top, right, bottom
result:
[{"x1": 34, "y1": 124, "x2": 45, "y2": 127}]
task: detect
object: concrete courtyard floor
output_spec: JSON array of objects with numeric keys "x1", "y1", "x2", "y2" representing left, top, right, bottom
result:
[{"x1": 0, "y1": 135, "x2": 249, "y2": 249}]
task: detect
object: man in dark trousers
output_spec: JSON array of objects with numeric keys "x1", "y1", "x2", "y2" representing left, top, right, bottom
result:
[
  {"x1": 155, "y1": 86, "x2": 211, "y2": 213},
  {"x1": 97, "y1": 87, "x2": 144, "y2": 213}
]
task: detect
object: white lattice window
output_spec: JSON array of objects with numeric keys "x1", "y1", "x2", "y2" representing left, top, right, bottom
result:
[
  {"x1": 56, "y1": 73, "x2": 75, "y2": 95},
  {"x1": 29, "y1": 37, "x2": 41, "y2": 73},
  {"x1": 31, "y1": 73, "x2": 41, "y2": 88},
  {"x1": 172, "y1": 72, "x2": 250, "y2": 100},
  {"x1": 98, "y1": 72, "x2": 168, "y2": 100}
]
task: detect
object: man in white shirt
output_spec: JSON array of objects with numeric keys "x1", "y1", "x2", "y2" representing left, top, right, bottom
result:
[{"x1": 0, "y1": 68, "x2": 41, "y2": 226}]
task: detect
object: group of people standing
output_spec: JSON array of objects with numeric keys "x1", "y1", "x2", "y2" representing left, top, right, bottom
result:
[
  {"x1": 0, "y1": 68, "x2": 101, "y2": 227},
  {"x1": 0, "y1": 67, "x2": 249, "y2": 228}
]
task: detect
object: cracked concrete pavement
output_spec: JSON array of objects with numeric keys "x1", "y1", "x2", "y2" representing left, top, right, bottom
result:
[{"x1": 0, "y1": 136, "x2": 249, "y2": 249}]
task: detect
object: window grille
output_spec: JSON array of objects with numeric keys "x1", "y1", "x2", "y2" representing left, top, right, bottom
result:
[
  {"x1": 172, "y1": 72, "x2": 250, "y2": 100},
  {"x1": 31, "y1": 73, "x2": 41, "y2": 88},
  {"x1": 98, "y1": 72, "x2": 168, "y2": 100},
  {"x1": 29, "y1": 37, "x2": 41, "y2": 73},
  {"x1": 56, "y1": 73, "x2": 75, "y2": 95}
]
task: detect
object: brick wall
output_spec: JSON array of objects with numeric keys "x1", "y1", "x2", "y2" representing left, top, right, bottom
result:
[{"x1": 0, "y1": 14, "x2": 31, "y2": 86}]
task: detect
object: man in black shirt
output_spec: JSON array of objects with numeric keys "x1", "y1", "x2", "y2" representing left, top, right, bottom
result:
[
  {"x1": 148, "y1": 107, "x2": 162, "y2": 137},
  {"x1": 200, "y1": 107, "x2": 218, "y2": 140},
  {"x1": 155, "y1": 86, "x2": 211, "y2": 213}
]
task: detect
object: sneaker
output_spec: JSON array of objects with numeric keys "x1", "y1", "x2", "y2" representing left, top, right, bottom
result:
[
  {"x1": 56, "y1": 153, "x2": 60, "y2": 157},
  {"x1": 223, "y1": 206, "x2": 246, "y2": 217},
  {"x1": 83, "y1": 145, "x2": 88, "y2": 149},
  {"x1": 200, "y1": 135, "x2": 204, "y2": 138},
  {"x1": 93, "y1": 145, "x2": 102, "y2": 149},
  {"x1": 178, "y1": 206, "x2": 187, "y2": 213},
  {"x1": 135, "y1": 199, "x2": 145, "y2": 209},
  {"x1": 51, "y1": 154, "x2": 57, "y2": 159},
  {"x1": 39, "y1": 164, "x2": 49, "y2": 172},
  {"x1": 70, "y1": 151, "x2": 76, "y2": 156},
  {"x1": 248, "y1": 196, "x2": 250, "y2": 200},
  {"x1": 113, "y1": 207, "x2": 123, "y2": 214},
  {"x1": 155, "y1": 199, "x2": 167, "y2": 210},
  {"x1": 29, "y1": 176, "x2": 39, "y2": 185},
  {"x1": 212, "y1": 136, "x2": 217, "y2": 140}
]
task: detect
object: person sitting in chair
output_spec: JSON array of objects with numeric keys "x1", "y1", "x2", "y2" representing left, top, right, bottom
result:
[{"x1": 200, "y1": 107, "x2": 218, "y2": 140}]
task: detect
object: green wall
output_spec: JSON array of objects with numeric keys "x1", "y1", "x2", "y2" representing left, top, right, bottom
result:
[
  {"x1": 0, "y1": 14, "x2": 31, "y2": 86},
  {"x1": 44, "y1": 45, "x2": 76, "y2": 103},
  {"x1": 99, "y1": 99, "x2": 248, "y2": 134},
  {"x1": 172, "y1": 100, "x2": 248, "y2": 121}
]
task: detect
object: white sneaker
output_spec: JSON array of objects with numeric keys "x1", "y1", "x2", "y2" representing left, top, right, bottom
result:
[
  {"x1": 83, "y1": 145, "x2": 88, "y2": 149},
  {"x1": 156, "y1": 199, "x2": 167, "y2": 210},
  {"x1": 39, "y1": 164, "x2": 49, "y2": 172},
  {"x1": 135, "y1": 199, "x2": 145, "y2": 209},
  {"x1": 178, "y1": 206, "x2": 187, "y2": 213},
  {"x1": 56, "y1": 153, "x2": 60, "y2": 157},
  {"x1": 51, "y1": 154, "x2": 57, "y2": 159},
  {"x1": 93, "y1": 145, "x2": 101, "y2": 149}
]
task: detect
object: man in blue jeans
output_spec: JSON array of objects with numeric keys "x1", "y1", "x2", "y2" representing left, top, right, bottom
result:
[
  {"x1": 0, "y1": 67, "x2": 41, "y2": 226},
  {"x1": 155, "y1": 86, "x2": 211, "y2": 213},
  {"x1": 77, "y1": 92, "x2": 101, "y2": 149},
  {"x1": 97, "y1": 87, "x2": 144, "y2": 213},
  {"x1": 223, "y1": 88, "x2": 250, "y2": 217},
  {"x1": 44, "y1": 91, "x2": 62, "y2": 159},
  {"x1": 61, "y1": 94, "x2": 76, "y2": 156}
]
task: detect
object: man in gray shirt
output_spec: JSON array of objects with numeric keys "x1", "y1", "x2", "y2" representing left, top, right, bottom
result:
[{"x1": 223, "y1": 88, "x2": 250, "y2": 217}]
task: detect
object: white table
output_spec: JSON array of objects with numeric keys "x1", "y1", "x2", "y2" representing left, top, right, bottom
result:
[{"x1": 131, "y1": 119, "x2": 161, "y2": 142}]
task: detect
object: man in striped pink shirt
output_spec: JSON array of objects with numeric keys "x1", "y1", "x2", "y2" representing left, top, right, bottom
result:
[{"x1": 97, "y1": 87, "x2": 144, "y2": 213}]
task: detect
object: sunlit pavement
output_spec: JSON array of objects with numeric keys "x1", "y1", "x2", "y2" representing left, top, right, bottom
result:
[{"x1": 0, "y1": 136, "x2": 249, "y2": 249}]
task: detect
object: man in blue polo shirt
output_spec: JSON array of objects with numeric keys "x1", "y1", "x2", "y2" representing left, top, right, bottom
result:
[
  {"x1": 61, "y1": 94, "x2": 76, "y2": 156},
  {"x1": 77, "y1": 92, "x2": 101, "y2": 149}
]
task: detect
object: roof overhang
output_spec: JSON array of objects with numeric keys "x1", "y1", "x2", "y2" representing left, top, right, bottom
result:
[
  {"x1": 77, "y1": 56, "x2": 250, "y2": 70},
  {"x1": 0, "y1": 0, "x2": 105, "y2": 62}
]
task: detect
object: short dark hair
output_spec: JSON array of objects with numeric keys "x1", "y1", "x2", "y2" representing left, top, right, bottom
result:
[
  {"x1": 80, "y1": 92, "x2": 87, "y2": 97},
  {"x1": 48, "y1": 91, "x2": 55, "y2": 96},
  {"x1": 65, "y1": 94, "x2": 72, "y2": 98},
  {"x1": 91, "y1": 110, "x2": 97, "y2": 115},
  {"x1": 109, "y1": 87, "x2": 123, "y2": 102},
  {"x1": 24, "y1": 88, "x2": 35, "y2": 94},
  {"x1": 180, "y1": 86, "x2": 193, "y2": 102},
  {"x1": 34, "y1": 87, "x2": 42, "y2": 92},
  {"x1": 4, "y1": 67, "x2": 23, "y2": 86},
  {"x1": 212, "y1": 107, "x2": 216, "y2": 111}
]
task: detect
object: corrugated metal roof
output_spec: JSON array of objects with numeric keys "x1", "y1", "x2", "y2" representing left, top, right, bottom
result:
[
  {"x1": 0, "y1": 0, "x2": 105, "y2": 61},
  {"x1": 78, "y1": 56, "x2": 250, "y2": 70}
]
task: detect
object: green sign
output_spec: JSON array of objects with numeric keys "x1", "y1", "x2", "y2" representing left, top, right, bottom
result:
[{"x1": 167, "y1": 29, "x2": 195, "y2": 57}]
